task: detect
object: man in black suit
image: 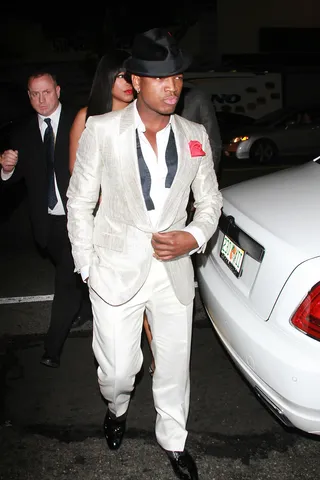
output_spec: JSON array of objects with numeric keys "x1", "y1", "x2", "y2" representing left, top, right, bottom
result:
[{"x1": 0, "y1": 71, "x2": 92, "y2": 368}]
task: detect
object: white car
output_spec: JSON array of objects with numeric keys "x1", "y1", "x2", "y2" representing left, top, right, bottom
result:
[{"x1": 196, "y1": 158, "x2": 320, "y2": 435}]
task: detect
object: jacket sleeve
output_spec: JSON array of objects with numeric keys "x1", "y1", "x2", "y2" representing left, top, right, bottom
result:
[
  {"x1": 0, "y1": 128, "x2": 24, "y2": 186},
  {"x1": 66, "y1": 116, "x2": 102, "y2": 273}
]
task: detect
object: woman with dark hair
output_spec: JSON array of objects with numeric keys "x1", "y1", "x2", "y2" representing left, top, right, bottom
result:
[{"x1": 69, "y1": 49, "x2": 134, "y2": 173}]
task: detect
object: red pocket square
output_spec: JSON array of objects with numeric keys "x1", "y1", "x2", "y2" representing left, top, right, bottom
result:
[{"x1": 189, "y1": 140, "x2": 206, "y2": 157}]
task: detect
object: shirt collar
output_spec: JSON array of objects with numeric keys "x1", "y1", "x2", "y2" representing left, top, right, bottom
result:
[{"x1": 38, "y1": 102, "x2": 61, "y2": 126}]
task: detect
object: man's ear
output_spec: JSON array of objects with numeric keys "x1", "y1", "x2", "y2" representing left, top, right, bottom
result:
[{"x1": 131, "y1": 75, "x2": 141, "y2": 94}]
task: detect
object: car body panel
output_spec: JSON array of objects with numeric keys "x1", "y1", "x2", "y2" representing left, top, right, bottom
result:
[
  {"x1": 196, "y1": 159, "x2": 320, "y2": 434},
  {"x1": 213, "y1": 161, "x2": 320, "y2": 319},
  {"x1": 197, "y1": 247, "x2": 320, "y2": 434},
  {"x1": 223, "y1": 161, "x2": 320, "y2": 257}
]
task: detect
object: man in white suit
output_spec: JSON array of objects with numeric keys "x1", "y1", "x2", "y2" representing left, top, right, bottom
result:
[{"x1": 67, "y1": 28, "x2": 222, "y2": 480}]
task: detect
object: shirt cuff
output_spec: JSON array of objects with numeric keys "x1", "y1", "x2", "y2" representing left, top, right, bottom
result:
[
  {"x1": 80, "y1": 265, "x2": 90, "y2": 283},
  {"x1": 183, "y1": 225, "x2": 206, "y2": 255},
  {"x1": 1, "y1": 169, "x2": 14, "y2": 180}
]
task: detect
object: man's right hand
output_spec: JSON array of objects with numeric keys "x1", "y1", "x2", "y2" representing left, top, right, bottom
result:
[{"x1": 0, "y1": 150, "x2": 18, "y2": 173}]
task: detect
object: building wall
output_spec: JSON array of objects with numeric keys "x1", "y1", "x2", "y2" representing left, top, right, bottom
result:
[{"x1": 217, "y1": 0, "x2": 320, "y2": 54}]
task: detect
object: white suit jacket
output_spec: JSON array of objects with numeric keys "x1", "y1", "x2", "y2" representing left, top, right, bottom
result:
[{"x1": 67, "y1": 102, "x2": 223, "y2": 306}]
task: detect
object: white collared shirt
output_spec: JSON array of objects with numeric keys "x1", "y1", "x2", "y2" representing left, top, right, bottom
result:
[{"x1": 38, "y1": 103, "x2": 65, "y2": 215}]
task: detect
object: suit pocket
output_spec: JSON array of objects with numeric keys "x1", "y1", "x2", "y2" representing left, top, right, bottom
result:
[{"x1": 93, "y1": 225, "x2": 125, "y2": 252}]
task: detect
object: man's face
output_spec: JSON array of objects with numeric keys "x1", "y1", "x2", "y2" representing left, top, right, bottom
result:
[
  {"x1": 132, "y1": 74, "x2": 184, "y2": 116},
  {"x1": 28, "y1": 74, "x2": 60, "y2": 117}
]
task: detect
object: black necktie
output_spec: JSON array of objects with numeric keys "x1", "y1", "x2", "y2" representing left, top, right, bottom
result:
[
  {"x1": 135, "y1": 127, "x2": 178, "y2": 211},
  {"x1": 136, "y1": 129, "x2": 155, "y2": 211},
  {"x1": 44, "y1": 118, "x2": 58, "y2": 210},
  {"x1": 164, "y1": 127, "x2": 178, "y2": 188}
]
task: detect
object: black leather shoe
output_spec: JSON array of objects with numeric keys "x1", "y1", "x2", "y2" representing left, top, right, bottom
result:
[
  {"x1": 40, "y1": 354, "x2": 60, "y2": 368},
  {"x1": 103, "y1": 410, "x2": 126, "y2": 450},
  {"x1": 71, "y1": 313, "x2": 93, "y2": 329},
  {"x1": 165, "y1": 449, "x2": 199, "y2": 480}
]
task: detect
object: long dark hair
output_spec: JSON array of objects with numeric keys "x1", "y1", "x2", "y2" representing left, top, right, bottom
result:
[{"x1": 86, "y1": 49, "x2": 131, "y2": 121}]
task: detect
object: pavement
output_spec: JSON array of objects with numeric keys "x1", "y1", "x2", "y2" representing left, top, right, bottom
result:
[
  {"x1": 0, "y1": 316, "x2": 253, "y2": 480},
  {"x1": 0, "y1": 320, "x2": 304, "y2": 480}
]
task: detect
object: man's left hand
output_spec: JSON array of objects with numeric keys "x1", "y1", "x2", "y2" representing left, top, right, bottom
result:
[{"x1": 151, "y1": 231, "x2": 198, "y2": 261}]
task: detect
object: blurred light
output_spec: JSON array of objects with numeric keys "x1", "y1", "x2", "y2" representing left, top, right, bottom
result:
[{"x1": 232, "y1": 136, "x2": 249, "y2": 143}]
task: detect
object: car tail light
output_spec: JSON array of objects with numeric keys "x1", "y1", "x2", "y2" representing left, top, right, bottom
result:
[{"x1": 291, "y1": 282, "x2": 320, "y2": 340}]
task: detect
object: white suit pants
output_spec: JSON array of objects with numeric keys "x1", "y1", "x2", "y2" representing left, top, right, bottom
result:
[{"x1": 89, "y1": 256, "x2": 194, "y2": 451}]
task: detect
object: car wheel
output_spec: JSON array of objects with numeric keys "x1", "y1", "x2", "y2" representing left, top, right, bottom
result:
[{"x1": 249, "y1": 140, "x2": 277, "y2": 164}]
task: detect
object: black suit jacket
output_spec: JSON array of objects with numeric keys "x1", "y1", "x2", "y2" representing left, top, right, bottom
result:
[{"x1": 1, "y1": 104, "x2": 77, "y2": 248}]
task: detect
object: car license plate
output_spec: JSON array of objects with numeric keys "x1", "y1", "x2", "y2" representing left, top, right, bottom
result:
[{"x1": 220, "y1": 234, "x2": 245, "y2": 278}]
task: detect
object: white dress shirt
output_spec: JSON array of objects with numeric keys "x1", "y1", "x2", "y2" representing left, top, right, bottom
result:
[{"x1": 1, "y1": 103, "x2": 65, "y2": 216}]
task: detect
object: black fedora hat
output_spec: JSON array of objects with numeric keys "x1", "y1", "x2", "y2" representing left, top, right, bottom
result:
[{"x1": 124, "y1": 28, "x2": 192, "y2": 78}]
